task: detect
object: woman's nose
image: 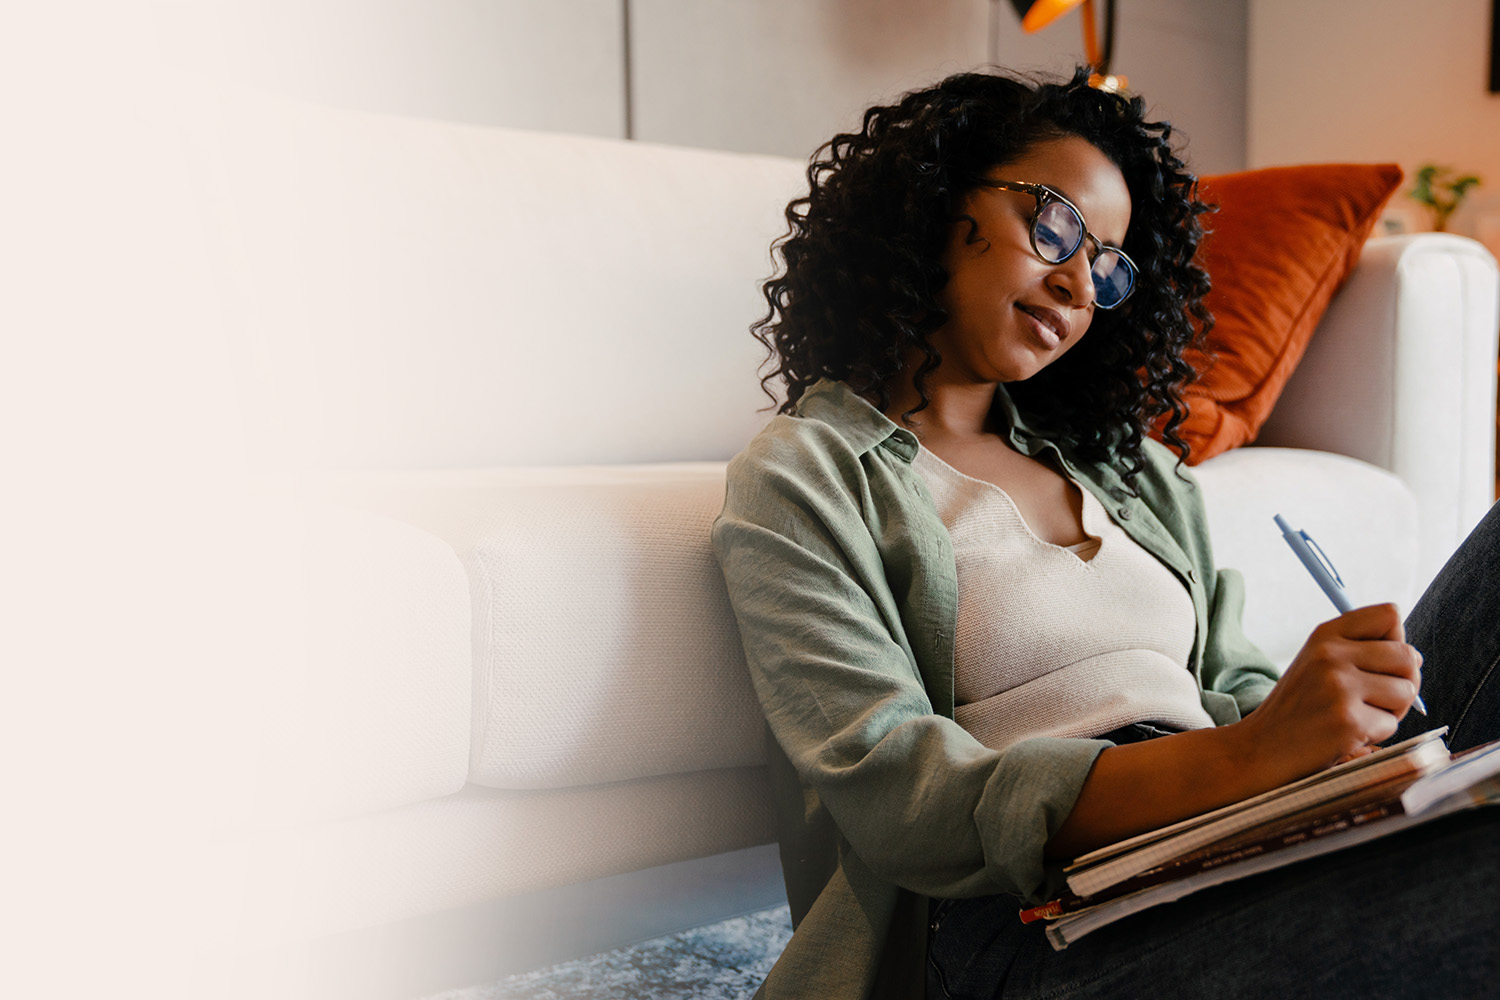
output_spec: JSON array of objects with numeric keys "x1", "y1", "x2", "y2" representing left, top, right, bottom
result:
[{"x1": 1046, "y1": 253, "x2": 1096, "y2": 309}]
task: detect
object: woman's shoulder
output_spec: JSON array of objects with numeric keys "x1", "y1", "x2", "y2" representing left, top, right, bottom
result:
[
  {"x1": 715, "y1": 409, "x2": 885, "y2": 561},
  {"x1": 725, "y1": 410, "x2": 868, "y2": 508},
  {"x1": 733, "y1": 409, "x2": 853, "y2": 466},
  {"x1": 728, "y1": 381, "x2": 911, "y2": 484}
]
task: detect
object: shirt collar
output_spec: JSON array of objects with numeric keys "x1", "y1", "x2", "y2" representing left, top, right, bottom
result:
[
  {"x1": 793, "y1": 379, "x2": 919, "y2": 461},
  {"x1": 792, "y1": 378, "x2": 1058, "y2": 463}
]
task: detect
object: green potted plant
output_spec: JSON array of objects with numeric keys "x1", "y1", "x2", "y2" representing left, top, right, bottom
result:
[{"x1": 1409, "y1": 165, "x2": 1481, "y2": 232}]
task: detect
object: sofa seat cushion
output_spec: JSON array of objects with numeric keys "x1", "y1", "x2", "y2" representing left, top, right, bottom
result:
[
  {"x1": 1192, "y1": 447, "x2": 1420, "y2": 670},
  {"x1": 336, "y1": 464, "x2": 765, "y2": 791}
]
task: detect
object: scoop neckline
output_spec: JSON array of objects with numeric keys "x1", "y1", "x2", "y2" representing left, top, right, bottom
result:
[{"x1": 913, "y1": 445, "x2": 1105, "y2": 563}]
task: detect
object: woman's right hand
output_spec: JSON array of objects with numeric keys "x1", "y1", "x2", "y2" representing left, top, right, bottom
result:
[
  {"x1": 1232, "y1": 602, "x2": 1424, "y2": 788},
  {"x1": 1047, "y1": 603, "x2": 1423, "y2": 861}
]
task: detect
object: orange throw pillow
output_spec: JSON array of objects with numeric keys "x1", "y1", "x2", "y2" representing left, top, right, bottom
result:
[{"x1": 1161, "y1": 163, "x2": 1403, "y2": 463}]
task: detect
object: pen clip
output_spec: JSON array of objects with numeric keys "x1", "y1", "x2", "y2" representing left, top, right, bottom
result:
[{"x1": 1299, "y1": 530, "x2": 1345, "y2": 589}]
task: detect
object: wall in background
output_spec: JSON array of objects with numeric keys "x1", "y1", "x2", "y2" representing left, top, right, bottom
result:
[
  {"x1": 632, "y1": 0, "x2": 1247, "y2": 173},
  {"x1": 153, "y1": 0, "x2": 629, "y2": 137},
  {"x1": 628, "y1": 0, "x2": 989, "y2": 159},
  {"x1": 1248, "y1": 0, "x2": 1500, "y2": 246},
  {"x1": 155, "y1": 0, "x2": 1249, "y2": 175}
]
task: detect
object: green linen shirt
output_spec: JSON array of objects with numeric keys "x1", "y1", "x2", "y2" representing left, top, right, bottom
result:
[{"x1": 712, "y1": 379, "x2": 1279, "y2": 1000}]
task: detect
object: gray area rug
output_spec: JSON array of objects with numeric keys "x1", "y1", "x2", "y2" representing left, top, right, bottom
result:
[{"x1": 424, "y1": 904, "x2": 792, "y2": 1000}]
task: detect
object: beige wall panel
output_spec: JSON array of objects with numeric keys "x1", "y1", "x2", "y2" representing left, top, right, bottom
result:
[
  {"x1": 152, "y1": 0, "x2": 627, "y2": 137},
  {"x1": 1249, "y1": 0, "x2": 1500, "y2": 244},
  {"x1": 1117, "y1": 14, "x2": 1248, "y2": 176},
  {"x1": 1250, "y1": 0, "x2": 1499, "y2": 169},
  {"x1": 630, "y1": 0, "x2": 992, "y2": 160},
  {"x1": 153, "y1": 1, "x2": 1247, "y2": 173},
  {"x1": 632, "y1": 0, "x2": 1245, "y2": 173}
]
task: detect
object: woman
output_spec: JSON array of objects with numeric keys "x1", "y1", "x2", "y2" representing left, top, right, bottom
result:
[{"x1": 711, "y1": 69, "x2": 1500, "y2": 999}]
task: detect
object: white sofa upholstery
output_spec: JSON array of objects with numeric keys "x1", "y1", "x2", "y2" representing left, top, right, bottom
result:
[
  {"x1": 93, "y1": 78, "x2": 1495, "y2": 998},
  {"x1": 1256, "y1": 233, "x2": 1500, "y2": 588}
]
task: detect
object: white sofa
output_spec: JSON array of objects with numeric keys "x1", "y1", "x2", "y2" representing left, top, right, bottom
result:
[{"x1": 85, "y1": 79, "x2": 1495, "y2": 999}]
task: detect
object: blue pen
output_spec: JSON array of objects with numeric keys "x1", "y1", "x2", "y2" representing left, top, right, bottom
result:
[{"x1": 1274, "y1": 514, "x2": 1426, "y2": 714}]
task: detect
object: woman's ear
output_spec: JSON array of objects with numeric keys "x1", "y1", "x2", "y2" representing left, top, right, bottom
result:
[{"x1": 952, "y1": 212, "x2": 989, "y2": 254}]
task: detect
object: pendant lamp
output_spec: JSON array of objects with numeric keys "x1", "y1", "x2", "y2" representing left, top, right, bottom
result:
[{"x1": 1008, "y1": 0, "x2": 1126, "y2": 92}]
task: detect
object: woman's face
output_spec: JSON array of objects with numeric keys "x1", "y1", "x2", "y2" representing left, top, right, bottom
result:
[{"x1": 931, "y1": 134, "x2": 1132, "y2": 385}]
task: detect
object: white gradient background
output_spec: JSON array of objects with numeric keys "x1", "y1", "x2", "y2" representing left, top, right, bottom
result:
[{"x1": 5, "y1": 2, "x2": 1495, "y2": 997}]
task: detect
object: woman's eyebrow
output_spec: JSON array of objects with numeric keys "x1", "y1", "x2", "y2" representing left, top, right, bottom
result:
[{"x1": 1062, "y1": 192, "x2": 1127, "y2": 248}]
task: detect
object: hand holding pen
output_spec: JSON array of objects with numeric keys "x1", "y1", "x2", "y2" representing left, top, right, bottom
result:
[{"x1": 1275, "y1": 514, "x2": 1427, "y2": 715}]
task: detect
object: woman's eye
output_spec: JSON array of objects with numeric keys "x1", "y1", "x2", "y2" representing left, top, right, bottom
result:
[{"x1": 1035, "y1": 223, "x2": 1068, "y2": 254}]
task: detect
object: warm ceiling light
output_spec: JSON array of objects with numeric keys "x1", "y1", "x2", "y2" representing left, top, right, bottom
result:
[{"x1": 1010, "y1": 0, "x2": 1086, "y2": 32}]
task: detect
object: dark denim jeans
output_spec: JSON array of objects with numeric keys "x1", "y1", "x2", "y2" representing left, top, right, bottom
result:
[
  {"x1": 927, "y1": 501, "x2": 1500, "y2": 1000},
  {"x1": 1393, "y1": 501, "x2": 1500, "y2": 753}
]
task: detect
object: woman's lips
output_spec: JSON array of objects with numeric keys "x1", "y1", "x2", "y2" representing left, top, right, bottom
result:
[{"x1": 1017, "y1": 303, "x2": 1068, "y2": 348}]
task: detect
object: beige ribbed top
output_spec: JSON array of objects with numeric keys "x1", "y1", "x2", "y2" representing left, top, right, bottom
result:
[{"x1": 912, "y1": 446, "x2": 1214, "y2": 750}]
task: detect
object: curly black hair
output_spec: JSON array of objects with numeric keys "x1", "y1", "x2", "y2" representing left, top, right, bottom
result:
[{"x1": 753, "y1": 67, "x2": 1212, "y2": 484}]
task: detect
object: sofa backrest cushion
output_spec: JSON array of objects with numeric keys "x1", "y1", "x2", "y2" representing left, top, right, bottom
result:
[{"x1": 182, "y1": 81, "x2": 806, "y2": 471}]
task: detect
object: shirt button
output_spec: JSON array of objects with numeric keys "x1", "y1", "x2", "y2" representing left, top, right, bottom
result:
[
  {"x1": 1117, "y1": 507, "x2": 1133, "y2": 521},
  {"x1": 1188, "y1": 569, "x2": 1198, "y2": 583}
]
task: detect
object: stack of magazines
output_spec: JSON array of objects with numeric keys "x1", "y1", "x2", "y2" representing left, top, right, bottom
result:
[{"x1": 1025, "y1": 728, "x2": 1500, "y2": 950}]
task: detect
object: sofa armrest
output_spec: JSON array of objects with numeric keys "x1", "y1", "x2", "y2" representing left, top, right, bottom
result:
[{"x1": 1256, "y1": 233, "x2": 1499, "y2": 586}]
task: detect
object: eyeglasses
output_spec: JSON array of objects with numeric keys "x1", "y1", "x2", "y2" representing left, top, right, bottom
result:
[{"x1": 977, "y1": 180, "x2": 1137, "y2": 310}]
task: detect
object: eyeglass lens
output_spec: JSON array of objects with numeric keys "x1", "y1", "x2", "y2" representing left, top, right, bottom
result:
[
  {"x1": 1034, "y1": 200, "x2": 1084, "y2": 262},
  {"x1": 1089, "y1": 252, "x2": 1133, "y2": 309},
  {"x1": 1033, "y1": 199, "x2": 1134, "y2": 309}
]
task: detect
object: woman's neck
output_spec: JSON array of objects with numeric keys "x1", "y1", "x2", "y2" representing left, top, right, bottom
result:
[{"x1": 881, "y1": 373, "x2": 1003, "y2": 443}]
